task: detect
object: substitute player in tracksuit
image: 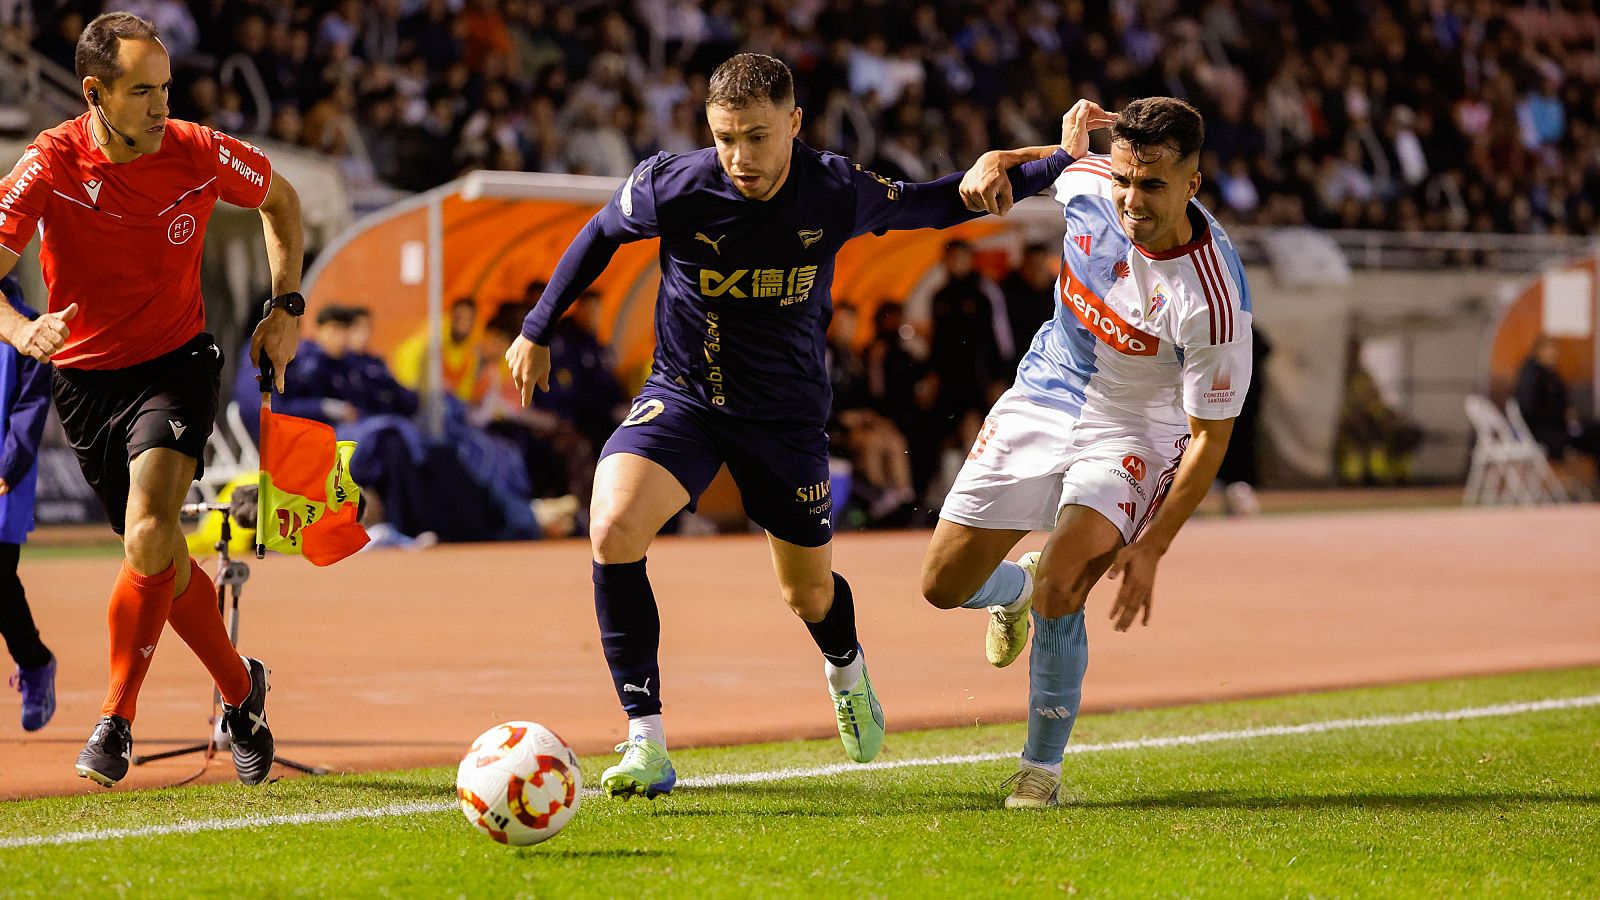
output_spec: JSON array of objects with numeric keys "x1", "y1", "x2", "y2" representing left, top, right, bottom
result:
[
  {"x1": 506, "y1": 52, "x2": 1076, "y2": 799},
  {"x1": 0, "y1": 12, "x2": 304, "y2": 786},
  {"x1": 922, "y1": 97, "x2": 1254, "y2": 808},
  {"x1": 0, "y1": 275, "x2": 56, "y2": 733}
]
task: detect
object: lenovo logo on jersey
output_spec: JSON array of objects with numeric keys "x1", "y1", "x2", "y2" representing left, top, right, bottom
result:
[{"x1": 1058, "y1": 267, "x2": 1159, "y2": 356}]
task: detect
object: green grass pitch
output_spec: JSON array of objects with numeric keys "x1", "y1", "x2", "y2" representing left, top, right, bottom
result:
[{"x1": 3, "y1": 667, "x2": 1596, "y2": 897}]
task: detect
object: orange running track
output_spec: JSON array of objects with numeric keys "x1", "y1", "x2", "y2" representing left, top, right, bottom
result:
[{"x1": 2, "y1": 505, "x2": 1596, "y2": 800}]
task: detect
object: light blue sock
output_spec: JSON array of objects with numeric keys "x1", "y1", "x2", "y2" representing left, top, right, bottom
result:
[
  {"x1": 959, "y1": 560, "x2": 1027, "y2": 609},
  {"x1": 1022, "y1": 609, "x2": 1089, "y2": 767}
]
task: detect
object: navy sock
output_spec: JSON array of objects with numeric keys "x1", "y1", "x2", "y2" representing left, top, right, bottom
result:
[
  {"x1": 593, "y1": 559, "x2": 661, "y2": 717},
  {"x1": 804, "y1": 572, "x2": 859, "y2": 666}
]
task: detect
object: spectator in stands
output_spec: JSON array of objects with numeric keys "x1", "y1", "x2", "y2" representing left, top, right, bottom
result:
[
  {"x1": 1336, "y1": 338, "x2": 1423, "y2": 486},
  {"x1": 1216, "y1": 328, "x2": 1273, "y2": 515},
  {"x1": 926, "y1": 239, "x2": 1007, "y2": 449},
  {"x1": 275, "y1": 304, "x2": 358, "y2": 427},
  {"x1": 863, "y1": 300, "x2": 937, "y2": 505},
  {"x1": 475, "y1": 300, "x2": 575, "y2": 503},
  {"x1": 535, "y1": 289, "x2": 626, "y2": 453},
  {"x1": 394, "y1": 296, "x2": 481, "y2": 402},
  {"x1": 1514, "y1": 335, "x2": 1600, "y2": 470},
  {"x1": 997, "y1": 242, "x2": 1058, "y2": 372},
  {"x1": 345, "y1": 306, "x2": 420, "y2": 420},
  {"x1": 826, "y1": 302, "x2": 915, "y2": 523}
]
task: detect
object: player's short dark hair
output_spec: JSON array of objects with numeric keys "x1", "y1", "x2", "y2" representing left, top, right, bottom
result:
[
  {"x1": 75, "y1": 12, "x2": 161, "y2": 87},
  {"x1": 347, "y1": 305, "x2": 372, "y2": 323},
  {"x1": 707, "y1": 53, "x2": 794, "y2": 109},
  {"x1": 1111, "y1": 97, "x2": 1205, "y2": 163}
]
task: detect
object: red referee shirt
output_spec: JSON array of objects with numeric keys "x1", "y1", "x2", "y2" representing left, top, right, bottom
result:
[{"x1": 0, "y1": 113, "x2": 273, "y2": 369}]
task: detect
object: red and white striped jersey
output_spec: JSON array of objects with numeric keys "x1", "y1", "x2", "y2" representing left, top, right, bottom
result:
[{"x1": 1013, "y1": 154, "x2": 1253, "y2": 427}]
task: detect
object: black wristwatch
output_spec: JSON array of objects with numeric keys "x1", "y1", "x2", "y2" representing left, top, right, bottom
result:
[{"x1": 263, "y1": 291, "x2": 306, "y2": 318}]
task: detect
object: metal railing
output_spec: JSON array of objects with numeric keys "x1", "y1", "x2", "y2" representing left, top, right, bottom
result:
[
  {"x1": 1231, "y1": 227, "x2": 1597, "y2": 273},
  {"x1": 0, "y1": 42, "x2": 87, "y2": 131}
]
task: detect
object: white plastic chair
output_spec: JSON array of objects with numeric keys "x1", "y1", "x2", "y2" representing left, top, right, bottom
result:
[
  {"x1": 1462, "y1": 395, "x2": 1564, "y2": 505},
  {"x1": 195, "y1": 402, "x2": 259, "y2": 501},
  {"x1": 1504, "y1": 399, "x2": 1588, "y2": 502}
]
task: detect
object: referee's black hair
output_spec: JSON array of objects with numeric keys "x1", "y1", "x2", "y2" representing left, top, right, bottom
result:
[
  {"x1": 75, "y1": 12, "x2": 161, "y2": 88},
  {"x1": 1111, "y1": 97, "x2": 1206, "y2": 163},
  {"x1": 707, "y1": 53, "x2": 795, "y2": 110}
]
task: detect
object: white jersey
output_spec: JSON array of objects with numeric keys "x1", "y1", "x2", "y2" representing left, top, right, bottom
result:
[{"x1": 1014, "y1": 154, "x2": 1253, "y2": 428}]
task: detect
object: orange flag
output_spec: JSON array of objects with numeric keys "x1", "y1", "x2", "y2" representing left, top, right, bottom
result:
[{"x1": 256, "y1": 408, "x2": 369, "y2": 565}]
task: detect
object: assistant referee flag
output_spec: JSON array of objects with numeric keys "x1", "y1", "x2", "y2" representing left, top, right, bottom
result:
[{"x1": 256, "y1": 408, "x2": 369, "y2": 565}]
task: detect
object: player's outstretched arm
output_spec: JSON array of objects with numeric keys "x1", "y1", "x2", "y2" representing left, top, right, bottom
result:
[
  {"x1": 854, "y1": 100, "x2": 1114, "y2": 235},
  {"x1": 252, "y1": 173, "x2": 305, "y2": 393},
  {"x1": 1105, "y1": 415, "x2": 1234, "y2": 631},
  {"x1": 510, "y1": 214, "x2": 627, "y2": 406},
  {"x1": 960, "y1": 100, "x2": 1118, "y2": 215}
]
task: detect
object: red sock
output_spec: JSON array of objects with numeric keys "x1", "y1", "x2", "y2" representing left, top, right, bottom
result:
[
  {"x1": 167, "y1": 558, "x2": 251, "y2": 706},
  {"x1": 102, "y1": 562, "x2": 177, "y2": 721}
]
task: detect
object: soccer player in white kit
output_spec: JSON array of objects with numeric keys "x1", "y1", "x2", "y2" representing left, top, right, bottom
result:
[{"x1": 920, "y1": 97, "x2": 1253, "y2": 808}]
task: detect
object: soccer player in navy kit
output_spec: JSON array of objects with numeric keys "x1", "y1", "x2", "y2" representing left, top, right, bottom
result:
[{"x1": 506, "y1": 53, "x2": 1074, "y2": 799}]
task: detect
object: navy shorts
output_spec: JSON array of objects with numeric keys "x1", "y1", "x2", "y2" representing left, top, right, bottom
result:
[{"x1": 600, "y1": 387, "x2": 835, "y2": 547}]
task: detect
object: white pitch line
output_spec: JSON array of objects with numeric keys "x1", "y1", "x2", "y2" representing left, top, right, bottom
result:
[{"x1": 3, "y1": 693, "x2": 1595, "y2": 850}]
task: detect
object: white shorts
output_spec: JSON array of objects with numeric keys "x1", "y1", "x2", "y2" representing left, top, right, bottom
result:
[{"x1": 939, "y1": 387, "x2": 1189, "y2": 542}]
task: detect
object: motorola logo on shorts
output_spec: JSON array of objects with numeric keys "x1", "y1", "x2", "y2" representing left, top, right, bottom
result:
[{"x1": 1121, "y1": 455, "x2": 1147, "y2": 480}]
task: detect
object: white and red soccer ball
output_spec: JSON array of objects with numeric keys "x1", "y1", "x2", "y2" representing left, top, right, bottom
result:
[{"x1": 455, "y1": 721, "x2": 582, "y2": 846}]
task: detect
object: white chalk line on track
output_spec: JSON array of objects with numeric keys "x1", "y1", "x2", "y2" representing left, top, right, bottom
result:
[{"x1": 3, "y1": 692, "x2": 1595, "y2": 850}]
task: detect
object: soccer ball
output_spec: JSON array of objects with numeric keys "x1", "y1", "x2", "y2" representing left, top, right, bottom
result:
[{"x1": 455, "y1": 721, "x2": 582, "y2": 846}]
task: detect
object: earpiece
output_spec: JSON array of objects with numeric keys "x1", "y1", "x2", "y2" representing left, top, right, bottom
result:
[{"x1": 87, "y1": 85, "x2": 136, "y2": 149}]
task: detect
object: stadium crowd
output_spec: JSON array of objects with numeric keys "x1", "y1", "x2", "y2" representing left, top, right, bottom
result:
[{"x1": 9, "y1": 0, "x2": 1597, "y2": 235}]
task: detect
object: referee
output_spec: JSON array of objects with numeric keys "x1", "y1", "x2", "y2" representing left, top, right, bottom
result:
[{"x1": 0, "y1": 12, "x2": 304, "y2": 787}]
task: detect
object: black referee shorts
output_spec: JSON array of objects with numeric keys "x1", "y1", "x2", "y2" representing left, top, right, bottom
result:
[{"x1": 52, "y1": 332, "x2": 223, "y2": 535}]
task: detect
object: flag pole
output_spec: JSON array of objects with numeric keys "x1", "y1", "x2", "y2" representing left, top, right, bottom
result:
[{"x1": 256, "y1": 357, "x2": 274, "y2": 559}]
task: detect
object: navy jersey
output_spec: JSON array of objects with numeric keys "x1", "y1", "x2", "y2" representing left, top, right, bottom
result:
[{"x1": 525, "y1": 141, "x2": 1069, "y2": 426}]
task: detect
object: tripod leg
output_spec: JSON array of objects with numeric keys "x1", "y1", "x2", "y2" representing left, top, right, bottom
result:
[{"x1": 271, "y1": 756, "x2": 330, "y2": 776}]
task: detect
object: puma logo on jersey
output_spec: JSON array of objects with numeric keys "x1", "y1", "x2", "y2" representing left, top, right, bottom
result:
[
  {"x1": 169, "y1": 420, "x2": 187, "y2": 439},
  {"x1": 83, "y1": 179, "x2": 102, "y2": 205},
  {"x1": 623, "y1": 678, "x2": 652, "y2": 696},
  {"x1": 695, "y1": 232, "x2": 725, "y2": 255},
  {"x1": 798, "y1": 228, "x2": 823, "y2": 249}
]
